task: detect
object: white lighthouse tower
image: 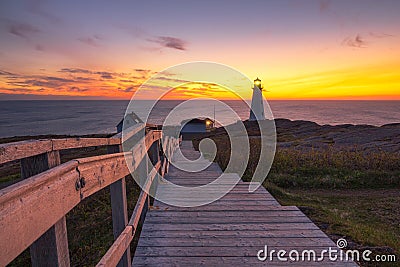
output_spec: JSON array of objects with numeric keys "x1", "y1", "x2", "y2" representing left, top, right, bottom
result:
[{"x1": 249, "y1": 77, "x2": 265, "y2": 121}]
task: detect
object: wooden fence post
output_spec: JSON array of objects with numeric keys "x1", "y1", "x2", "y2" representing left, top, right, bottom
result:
[
  {"x1": 147, "y1": 140, "x2": 160, "y2": 206},
  {"x1": 20, "y1": 151, "x2": 70, "y2": 267},
  {"x1": 134, "y1": 148, "x2": 150, "y2": 229},
  {"x1": 107, "y1": 145, "x2": 131, "y2": 267}
]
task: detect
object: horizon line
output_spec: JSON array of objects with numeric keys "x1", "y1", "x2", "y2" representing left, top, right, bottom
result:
[{"x1": 1, "y1": 98, "x2": 400, "y2": 101}]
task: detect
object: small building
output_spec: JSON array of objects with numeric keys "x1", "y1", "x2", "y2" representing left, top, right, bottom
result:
[
  {"x1": 180, "y1": 117, "x2": 215, "y2": 139},
  {"x1": 116, "y1": 112, "x2": 143, "y2": 133}
]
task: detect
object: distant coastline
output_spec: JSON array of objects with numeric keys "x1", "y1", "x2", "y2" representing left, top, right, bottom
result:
[{"x1": 0, "y1": 100, "x2": 399, "y2": 138}]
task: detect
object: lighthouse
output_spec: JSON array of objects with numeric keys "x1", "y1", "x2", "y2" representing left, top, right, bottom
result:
[{"x1": 249, "y1": 77, "x2": 265, "y2": 121}]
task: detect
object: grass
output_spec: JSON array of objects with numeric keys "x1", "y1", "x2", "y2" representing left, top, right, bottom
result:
[
  {"x1": 193, "y1": 135, "x2": 400, "y2": 266},
  {"x1": 195, "y1": 135, "x2": 400, "y2": 189},
  {"x1": 264, "y1": 184, "x2": 399, "y2": 257}
]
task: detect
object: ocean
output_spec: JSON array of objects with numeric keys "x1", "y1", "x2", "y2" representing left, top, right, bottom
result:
[{"x1": 0, "y1": 100, "x2": 399, "y2": 138}]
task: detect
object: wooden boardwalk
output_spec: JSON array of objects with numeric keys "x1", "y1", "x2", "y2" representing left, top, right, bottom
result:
[{"x1": 134, "y1": 141, "x2": 357, "y2": 266}]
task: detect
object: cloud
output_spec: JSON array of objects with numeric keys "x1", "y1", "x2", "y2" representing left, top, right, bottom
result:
[
  {"x1": 155, "y1": 76, "x2": 190, "y2": 84},
  {"x1": 0, "y1": 70, "x2": 16, "y2": 76},
  {"x1": 319, "y1": 0, "x2": 331, "y2": 13},
  {"x1": 77, "y1": 36, "x2": 101, "y2": 47},
  {"x1": 116, "y1": 25, "x2": 147, "y2": 38},
  {"x1": 8, "y1": 22, "x2": 40, "y2": 40},
  {"x1": 1, "y1": 67, "x2": 155, "y2": 98},
  {"x1": 134, "y1": 68, "x2": 151, "y2": 73},
  {"x1": 342, "y1": 34, "x2": 367, "y2": 48},
  {"x1": 5, "y1": 75, "x2": 75, "y2": 88},
  {"x1": 27, "y1": 0, "x2": 62, "y2": 24},
  {"x1": 146, "y1": 36, "x2": 188, "y2": 51},
  {"x1": 123, "y1": 86, "x2": 136, "y2": 92},
  {"x1": 59, "y1": 68, "x2": 92, "y2": 74},
  {"x1": 369, "y1": 32, "x2": 394, "y2": 38},
  {"x1": 1, "y1": 87, "x2": 40, "y2": 93},
  {"x1": 68, "y1": 86, "x2": 89, "y2": 92},
  {"x1": 100, "y1": 74, "x2": 113, "y2": 79},
  {"x1": 35, "y1": 44, "x2": 45, "y2": 51},
  {"x1": 59, "y1": 68, "x2": 143, "y2": 80},
  {"x1": 95, "y1": 71, "x2": 114, "y2": 79},
  {"x1": 44, "y1": 76, "x2": 75, "y2": 82},
  {"x1": 75, "y1": 76, "x2": 95, "y2": 82}
]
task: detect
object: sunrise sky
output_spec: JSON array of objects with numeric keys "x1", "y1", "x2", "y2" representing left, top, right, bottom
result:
[{"x1": 0, "y1": 0, "x2": 399, "y2": 100}]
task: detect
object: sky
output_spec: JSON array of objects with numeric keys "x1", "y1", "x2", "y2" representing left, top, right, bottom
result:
[{"x1": 0, "y1": 0, "x2": 399, "y2": 100}]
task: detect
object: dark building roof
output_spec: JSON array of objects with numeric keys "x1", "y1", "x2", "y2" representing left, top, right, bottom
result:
[{"x1": 116, "y1": 112, "x2": 143, "y2": 132}]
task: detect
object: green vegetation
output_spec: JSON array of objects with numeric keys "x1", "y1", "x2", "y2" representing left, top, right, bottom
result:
[
  {"x1": 193, "y1": 136, "x2": 400, "y2": 266},
  {"x1": 0, "y1": 173, "x2": 19, "y2": 184},
  {"x1": 194, "y1": 136, "x2": 400, "y2": 189}
]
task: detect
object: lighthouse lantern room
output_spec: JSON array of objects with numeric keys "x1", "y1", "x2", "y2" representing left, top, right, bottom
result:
[{"x1": 249, "y1": 77, "x2": 265, "y2": 121}]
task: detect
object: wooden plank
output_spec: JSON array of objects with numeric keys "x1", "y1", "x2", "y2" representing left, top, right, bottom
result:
[
  {"x1": 147, "y1": 138, "x2": 160, "y2": 202},
  {"x1": 52, "y1": 137, "x2": 110, "y2": 151},
  {"x1": 157, "y1": 182, "x2": 257, "y2": 187},
  {"x1": 128, "y1": 161, "x2": 161, "y2": 229},
  {"x1": 144, "y1": 216, "x2": 312, "y2": 224},
  {"x1": 0, "y1": 139, "x2": 52, "y2": 164},
  {"x1": 22, "y1": 150, "x2": 70, "y2": 267},
  {"x1": 154, "y1": 194, "x2": 277, "y2": 200},
  {"x1": 114, "y1": 123, "x2": 145, "y2": 142},
  {"x1": 132, "y1": 256, "x2": 357, "y2": 266},
  {"x1": 151, "y1": 203, "x2": 282, "y2": 210},
  {"x1": 0, "y1": 124, "x2": 147, "y2": 165},
  {"x1": 151, "y1": 200, "x2": 280, "y2": 205},
  {"x1": 30, "y1": 216, "x2": 70, "y2": 267},
  {"x1": 98, "y1": 159, "x2": 162, "y2": 267},
  {"x1": 156, "y1": 194, "x2": 279, "y2": 199},
  {"x1": 140, "y1": 223, "x2": 320, "y2": 231},
  {"x1": 0, "y1": 136, "x2": 124, "y2": 165},
  {"x1": 154, "y1": 191, "x2": 276, "y2": 196},
  {"x1": 146, "y1": 210, "x2": 305, "y2": 217},
  {"x1": 134, "y1": 246, "x2": 344, "y2": 257},
  {"x1": 175, "y1": 168, "x2": 223, "y2": 173},
  {"x1": 108, "y1": 144, "x2": 131, "y2": 267},
  {"x1": 96, "y1": 225, "x2": 133, "y2": 267},
  {"x1": 77, "y1": 152, "x2": 131, "y2": 199},
  {"x1": 149, "y1": 205, "x2": 297, "y2": 211},
  {"x1": 140, "y1": 229, "x2": 328, "y2": 238},
  {"x1": 155, "y1": 187, "x2": 271, "y2": 192},
  {"x1": 0, "y1": 161, "x2": 79, "y2": 266},
  {"x1": 137, "y1": 237, "x2": 335, "y2": 247},
  {"x1": 76, "y1": 130, "x2": 160, "y2": 198},
  {"x1": 156, "y1": 190, "x2": 269, "y2": 194}
]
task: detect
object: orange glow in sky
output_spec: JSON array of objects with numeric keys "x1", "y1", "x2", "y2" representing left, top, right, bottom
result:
[{"x1": 0, "y1": 1, "x2": 399, "y2": 100}]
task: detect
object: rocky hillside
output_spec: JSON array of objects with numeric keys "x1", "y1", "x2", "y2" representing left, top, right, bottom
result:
[{"x1": 207, "y1": 119, "x2": 400, "y2": 153}]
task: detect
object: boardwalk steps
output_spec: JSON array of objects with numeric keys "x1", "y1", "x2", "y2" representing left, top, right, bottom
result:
[{"x1": 133, "y1": 141, "x2": 357, "y2": 266}]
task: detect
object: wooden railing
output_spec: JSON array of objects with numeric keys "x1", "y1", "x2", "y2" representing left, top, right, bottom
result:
[{"x1": 0, "y1": 123, "x2": 181, "y2": 266}]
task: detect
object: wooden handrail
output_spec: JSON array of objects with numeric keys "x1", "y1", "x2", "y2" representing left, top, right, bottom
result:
[
  {"x1": 0, "y1": 123, "x2": 146, "y2": 165},
  {"x1": 97, "y1": 161, "x2": 162, "y2": 267},
  {"x1": 0, "y1": 161, "x2": 79, "y2": 265},
  {"x1": 0, "y1": 126, "x2": 180, "y2": 266}
]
